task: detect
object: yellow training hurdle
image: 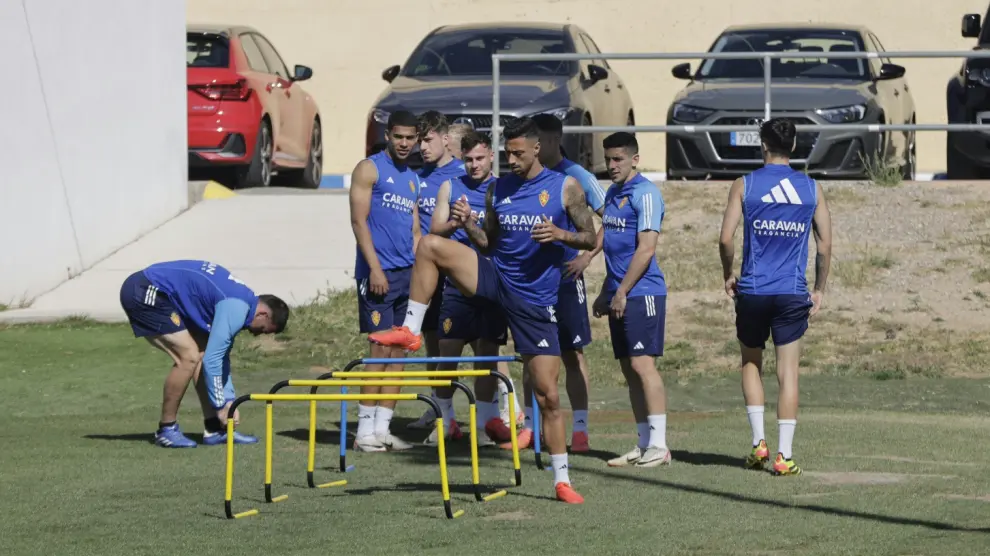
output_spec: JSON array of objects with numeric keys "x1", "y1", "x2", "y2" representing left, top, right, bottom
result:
[
  {"x1": 263, "y1": 379, "x2": 508, "y2": 504},
  {"x1": 304, "y1": 369, "x2": 522, "y2": 487},
  {"x1": 224, "y1": 393, "x2": 464, "y2": 520}
]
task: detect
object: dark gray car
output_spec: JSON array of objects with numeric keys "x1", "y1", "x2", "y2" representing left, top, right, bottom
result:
[
  {"x1": 665, "y1": 23, "x2": 916, "y2": 180},
  {"x1": 366, "y1": 22, "x2": 635, "y2": 174}
]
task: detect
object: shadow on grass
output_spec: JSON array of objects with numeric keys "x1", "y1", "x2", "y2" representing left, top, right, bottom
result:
[
  {"x1": 83, "y1": 432, "x2": 210, "y2": 444},
  {"x1": 571, "y1": 464, "x2": 990, "y2": 534}
]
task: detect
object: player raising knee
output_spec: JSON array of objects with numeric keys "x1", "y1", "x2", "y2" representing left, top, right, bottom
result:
[
  {"x1": 591, "y1": 133, "x2": 672, "y2": 468},
  {"x1": 348, "y1": 109, "x2": 422, "y2": 452},
  {"x1": 369, "y1": 117, "x2": 597, "y2": 503},
  {"x1": 532, "y1": 114, "x2": 607, "y2": 452},
  {"x1": 718, "y1": 118, "x2": 832, "y2": 475},
  {"x1": 118, "y1": 260, "x2": 289, "y2": 448},
  {"x1": 422, "y1": 130, "x2": 508, "y2": 447},
  {"x1": 403, "y1": 111, "x2": 467, "y2": 439}
]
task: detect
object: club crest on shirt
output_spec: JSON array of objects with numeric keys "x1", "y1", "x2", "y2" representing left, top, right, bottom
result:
[
  {"x1": 618, "y1": 197, "x2": 628, "y2": 209},
  {"x1": 170, "y1": 312, "x2": 181, "y2": 326},
  {"x1": 371, "y1": 311, "x2": 381, "y2": 326},
  {"x1": 409, "y1": 180, "x2": 416, "y2": 194},
  {"x1": 539, "y1": 190, "x2": 550, "y2": 207},
  {"x1": 443, "y1": 318, "x2": 452, "y2": 334}
]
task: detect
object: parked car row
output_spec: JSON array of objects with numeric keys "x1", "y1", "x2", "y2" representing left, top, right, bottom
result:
[{"x1": 186, "y1": 9, "x2": 990, "y2": 188}]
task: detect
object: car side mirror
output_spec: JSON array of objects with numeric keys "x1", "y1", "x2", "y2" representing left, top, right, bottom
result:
[
  {"x1": 963, "y1": 13, "x2": 982, "y2": 38},
  {"x1": 671, "y1": 62, "x2": 692, "y2": 80},
  {"x1": 587, "y1": 64, "x2": 608, "y2": 83},
  {"x1": 292, "y1": 64, "x2": 313, "y2": 82},
  {"x1": 382, "y1": 65, "x2": 400, "y2": 83},
  {"x1": 877, "y1": 63, "x2": 906, "y2": 80}
]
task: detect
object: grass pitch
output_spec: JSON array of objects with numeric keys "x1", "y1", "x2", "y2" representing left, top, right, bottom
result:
[{"x1": 2, "y1": 316, "x2": 990, "y2": 556}]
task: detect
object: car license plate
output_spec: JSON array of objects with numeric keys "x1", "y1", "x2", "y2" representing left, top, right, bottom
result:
[{"x1": 730, "y1": 131, "x2": 761, "y2": 147}]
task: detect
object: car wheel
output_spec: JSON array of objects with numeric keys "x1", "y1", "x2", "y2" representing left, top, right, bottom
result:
[
  {"x1": 290, "y1": 119, "x2": 323, "y2": 189},
  {"x1": 578, "y1": 114, "x2": 594, "y2": 172},
  {"x1": 236, "y1": 119, "x2": 273, "y2": 189},
  {"x1": 901, "y1": 117, "x2": 916, "y2": 181},
  {"x1": 946, "y1": 134, "x2": 979, "y2": 179}
]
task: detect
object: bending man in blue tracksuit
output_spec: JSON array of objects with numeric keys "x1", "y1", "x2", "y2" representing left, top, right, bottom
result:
[{"x1": 118, "y1": 260, "x2": 290, "y2": 448}]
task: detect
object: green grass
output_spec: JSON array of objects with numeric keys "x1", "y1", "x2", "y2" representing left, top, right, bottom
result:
[{"x1": 3, "y1": 304, "x2": 990, "y2": 555}]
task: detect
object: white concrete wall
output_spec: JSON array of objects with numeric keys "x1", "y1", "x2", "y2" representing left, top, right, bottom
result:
[{"x1": 0, "y1": 0, "x2": 188, "y2": 306}]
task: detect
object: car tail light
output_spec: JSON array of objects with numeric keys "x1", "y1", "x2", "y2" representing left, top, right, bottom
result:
[{"x1": 191, "y1": 79, "x2": 251, "y2": 101}]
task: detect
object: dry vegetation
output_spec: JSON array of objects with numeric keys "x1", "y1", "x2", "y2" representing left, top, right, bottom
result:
[{"x1": 578, "y1": 180, "x2": 990, "y2": 380}]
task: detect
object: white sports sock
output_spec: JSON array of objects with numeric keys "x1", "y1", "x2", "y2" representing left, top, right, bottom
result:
[
  {"x1": 550, "y1": 454, "x2": 570, "y2": 485},
  {"x1": 356, "y1": 405, "x2": 376, "y2": 438},
  {"x1": 778, "y1": 419, "x2": 797, "y2": 459},
  {"x1": 374, "y1": 406, "x2": 394, "y2": 435},
  {"x1": 524, "y1": 406, "x2": 534, "y2": 429},
  {"x1": 572, "y1": 410, "x2": 589, "y2": 433},
  {"x1": 402, "y1": 300, "x2": 429, "y2": 335},
  {"x1": 508, "y1": 379, "x2": 521, "y2": 415},
  {"x1": 437, "y1": 397, "x2": 454, "y2": 430},
  {"x1": 636, "y1": 422, "x2": 649, "y2": 450},
  {"x1": 746, "y1": 405, "x2": 766, "y2": 446},
  {"x1": 647, "y1": 414, "x2": 667, "y2": 448}
]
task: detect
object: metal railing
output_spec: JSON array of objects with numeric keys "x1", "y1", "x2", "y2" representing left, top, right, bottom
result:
[{"x1": 489, "y1": 50, "x2": 990, "y2": 150}]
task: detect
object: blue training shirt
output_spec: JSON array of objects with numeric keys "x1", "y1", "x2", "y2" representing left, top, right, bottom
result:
[
  {"x1": 418, "y1": 158, "x2": 466, "y2": 236},
  {"x1": 552, "y1": 158, "x2": 607, "y2": 284},
  {"x1": 141, "y1": 260, "x2": 259, "y2": 408},
  {"x1": 354, "y1": 150, "x2": 420, "y2": 279},
  {"x1": 737, "y1": 164, "x2": 818, "y2": 295},
  {"x1": 491, "y1": 167, "x2": 570, "y2": 306},
  {"x1": 449, "y1": 174, "x2": 495, "y2": 248},
  {"x1": 601, "y1": 173, "x2": 667, "y2": 297}
]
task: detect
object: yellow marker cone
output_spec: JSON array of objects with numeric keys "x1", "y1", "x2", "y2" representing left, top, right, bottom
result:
[{"x1": 203, "y1": 181, "x2": 237, "y2": 200}]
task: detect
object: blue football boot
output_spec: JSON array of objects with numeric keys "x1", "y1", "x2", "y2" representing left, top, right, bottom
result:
[{"x1": 155, "y1": 423, "x2": 197, "y2": 448}]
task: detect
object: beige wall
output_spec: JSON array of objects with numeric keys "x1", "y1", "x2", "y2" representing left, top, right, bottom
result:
[{"x1": 187, "y1": 0, "x2": 990, "y2": 174}]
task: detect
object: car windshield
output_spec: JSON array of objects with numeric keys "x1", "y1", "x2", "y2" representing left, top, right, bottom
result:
[
  {"x1": 401, "y1": 29, "x2": 573, "y2": 77},
  {"x1": 187, "y1": 34, "x2": 229, "y2": 68},
  {"x1": 697, "y1": 29, "x2": 868, "y2": 79}
]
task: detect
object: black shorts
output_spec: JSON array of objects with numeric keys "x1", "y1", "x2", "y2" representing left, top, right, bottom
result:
[
  {"x1": 119, "y1": 271, "x2": 187, "y2": 338},
  {"x1": 735, "y1": 293, "x2": 813, "y2": 349}
]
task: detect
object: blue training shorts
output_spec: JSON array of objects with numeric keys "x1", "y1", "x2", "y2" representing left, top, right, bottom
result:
[
  {"x1": 474, "y1": 255, "x2": 560, "y2": 356},
  {"x1": 421, "y1": 278, "x2": 445, "y2": 333},
  {"x1": 556, "y1": 275, "x2": 592, "y2": 350},
  {"x1": 119, "y1": 271, "x2": 187, "y2": 338},
  {"x1": 608, "y1": 294, "x2": 666, "y2": 359},
  {"x1": 356, "y1": 267, "x2": 411, "y2": 333},
  {"x1": 734, "y1": 293, "x2": 813, "y2": 349},
  {"x1": 438, "y1": 279, "x2": 508, "y2": 345}
]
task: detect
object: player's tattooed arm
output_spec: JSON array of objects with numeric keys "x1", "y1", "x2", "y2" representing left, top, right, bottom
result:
[
  {"x1": 812, "y1": 180, "x2": 832, "y2": 293},
  {"x1": 534, "y1": 177, "x2": 596, "y2": 249},
  {"x1": 461, "y1": 182, "x2": 497, "y2": 254}
]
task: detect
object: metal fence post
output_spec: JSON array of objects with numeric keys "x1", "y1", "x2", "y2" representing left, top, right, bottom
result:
[
  {"x1": 492, "y1": 57, "x2": 501, "y2": 159},
  {"x1": 763, "y1": 54, "x2": 772, "y2": 122}
]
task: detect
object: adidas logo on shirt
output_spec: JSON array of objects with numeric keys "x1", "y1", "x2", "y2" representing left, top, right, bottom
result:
[
  {"x1": 761, "y1": 178, "x2": 803, "y2": 204},
  {"x1": 500, "y1": 197, "x2": 512, "y2": 205},
  {"x1": 386, "y1": 176, "x2": 394, "y2": 184}
]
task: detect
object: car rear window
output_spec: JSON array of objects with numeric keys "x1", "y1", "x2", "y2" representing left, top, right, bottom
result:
[{"x1": 187, "y1": 34, "x2": 230, "y2": 68}]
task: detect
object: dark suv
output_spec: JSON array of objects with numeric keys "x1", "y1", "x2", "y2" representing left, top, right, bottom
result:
[{"x1": 946, "y1": 7, "x2": 990, "y2": 178}]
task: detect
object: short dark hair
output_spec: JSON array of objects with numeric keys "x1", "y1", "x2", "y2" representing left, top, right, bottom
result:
[
  {"x1": 258, "y1": 294, "x2": 290, "y2": 333},
  {"x1": 387, "y1": 110, "x2": 419, "y2": 132},
  {"x1": 760, "y1": 118, "x2": 796, "y2": 157},
  {"x1": 460, "y1": 130, "x2": 492, "y2": 153},
  {"x1": 502, "y1": 117, "x2": 540, "y2": 141},
  {"x1": 531, "y1": 113, "x2": 563, "y2": 135},
  {"x1": 603, "y1": 132, "x2": 639, "y2": 154},
  {"x1": 417, "y1": 110, "x2": 448, "y2": 136}
]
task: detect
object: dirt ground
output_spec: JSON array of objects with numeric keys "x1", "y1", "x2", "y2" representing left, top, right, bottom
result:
[{"x1": 581, "y1": 180, "x2": 990, "y2": 378}]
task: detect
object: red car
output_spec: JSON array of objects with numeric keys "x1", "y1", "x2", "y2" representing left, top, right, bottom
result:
[{"x1": 186, "y1": 24, "x2": 322, "y2": 188}]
